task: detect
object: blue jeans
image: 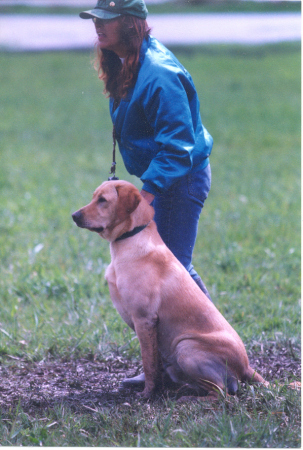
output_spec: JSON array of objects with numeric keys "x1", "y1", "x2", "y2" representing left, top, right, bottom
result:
[{"x1": 153, "y1": 164, "x2": 211, "y2": 299}]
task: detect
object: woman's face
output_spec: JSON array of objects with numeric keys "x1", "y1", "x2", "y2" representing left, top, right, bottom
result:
[{"x1": 94, "y1": 18, "x2": 126, "y2": 57}]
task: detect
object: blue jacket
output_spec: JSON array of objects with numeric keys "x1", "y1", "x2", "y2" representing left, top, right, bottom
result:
[{"x1": 110, "y1": 35, "x2": 213, "y2": 196}]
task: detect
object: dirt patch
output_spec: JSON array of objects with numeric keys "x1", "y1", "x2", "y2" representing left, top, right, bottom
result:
[
  {"x1": 0, "y1": 343, "x2": 300, "y2": 414},
  {"x1": 247, "y1": 340, "x2": 301, "y2": 381},
  {"x1": 0, "y1": 355, "x2": 141, "y2": 414}
]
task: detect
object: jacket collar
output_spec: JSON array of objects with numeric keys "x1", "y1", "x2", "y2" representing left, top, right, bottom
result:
[{"x1": 139, "y1": 35, "x2": 150, "y2": 65}]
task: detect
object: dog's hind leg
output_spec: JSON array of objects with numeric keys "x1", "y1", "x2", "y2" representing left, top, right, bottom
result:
[
  {"x1": 175, "y1": 343, "x2": 238, "y2": 398},
  {"x1": 175, "y1": 355, "x2": 231, "y2": 403}
]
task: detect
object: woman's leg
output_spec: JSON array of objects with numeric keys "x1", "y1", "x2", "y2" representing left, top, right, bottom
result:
[{"x1": 153, "y1": 164, "x2": 212, "y2": 300}]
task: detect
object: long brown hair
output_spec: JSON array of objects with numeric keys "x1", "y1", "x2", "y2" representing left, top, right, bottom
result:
[{"x1": 95, "y1": 15, "x2": 151, "y2": 101}]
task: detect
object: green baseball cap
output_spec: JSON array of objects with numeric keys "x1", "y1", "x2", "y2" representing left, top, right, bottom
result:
[{"x1": 79, "y1": 0, "x2": 148, "y2": 20}]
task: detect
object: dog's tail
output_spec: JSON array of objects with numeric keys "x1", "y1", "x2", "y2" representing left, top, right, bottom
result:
[
  {"x1": 242, "y1": 366, "x2": 269, "y2": 387},
  {"x1": 243, "y1": 366, "x2": 301, "y2": 391}
]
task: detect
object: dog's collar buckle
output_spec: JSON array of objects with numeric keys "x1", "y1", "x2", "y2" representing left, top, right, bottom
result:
[{"x1": 115, "y1": 223, "x2": 150, "y2": 242}]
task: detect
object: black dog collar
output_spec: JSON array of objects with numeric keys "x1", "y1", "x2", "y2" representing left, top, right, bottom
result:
[{"x1": 115, "y1": 223, "x2": 149, "y2": 242}]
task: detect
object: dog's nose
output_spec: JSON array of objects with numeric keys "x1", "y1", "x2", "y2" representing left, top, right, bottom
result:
[{"x1": 72, "y1": 210, "x2": 82, "y2": 224}]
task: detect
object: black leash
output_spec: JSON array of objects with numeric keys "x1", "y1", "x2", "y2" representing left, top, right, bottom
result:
[
  {"x1": 108, "y1": 126, "x2": 119, "y2": 181},
  {"x1": 106, "y1": 126, "x2": 149, "y2": 242}
]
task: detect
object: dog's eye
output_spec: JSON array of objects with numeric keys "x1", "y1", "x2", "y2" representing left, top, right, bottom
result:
[{"x1": 98, "y1": 197, "x2": 106, "y2": 203}]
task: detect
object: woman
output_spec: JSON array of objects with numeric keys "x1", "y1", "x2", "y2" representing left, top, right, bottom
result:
[{"x1": 80, "y1": 0, "x2": 213, "y2": 386}]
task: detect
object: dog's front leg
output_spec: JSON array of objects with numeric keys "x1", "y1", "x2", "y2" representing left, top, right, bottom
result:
[{"x1": 134, "y1": 316, "x2": 161, "y2": 398}]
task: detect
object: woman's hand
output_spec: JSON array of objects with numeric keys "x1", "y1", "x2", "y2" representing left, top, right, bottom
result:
[{"x1": 140, "y1": 189, "x2": 155, "y2": 205}]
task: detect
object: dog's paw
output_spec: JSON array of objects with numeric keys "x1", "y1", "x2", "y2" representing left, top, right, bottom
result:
[{"x1": 136, "y1": 388, "x2": 154, "y2": 400}]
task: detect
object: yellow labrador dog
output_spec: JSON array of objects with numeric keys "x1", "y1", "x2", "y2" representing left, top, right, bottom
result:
[{"x1": 72, "y1": 180, "x2": 267, "y2": 400}]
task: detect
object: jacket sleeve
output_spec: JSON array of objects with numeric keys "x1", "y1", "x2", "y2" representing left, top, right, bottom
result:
[{"x1": 140, "y1": 67, "x2": 198, "y2": 195}]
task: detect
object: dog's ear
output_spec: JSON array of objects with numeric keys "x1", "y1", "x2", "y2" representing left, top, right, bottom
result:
[{"x1": 115, "y1": 184, "x2": 141, "y2": 220}]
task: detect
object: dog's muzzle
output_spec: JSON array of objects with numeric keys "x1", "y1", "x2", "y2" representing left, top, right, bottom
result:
[
  {"x1": 72, "y1": 210, "x2": 84, "y2": 227},
  {"x1": 72, "y1": 211, "x2": 104, "y2": 233}
]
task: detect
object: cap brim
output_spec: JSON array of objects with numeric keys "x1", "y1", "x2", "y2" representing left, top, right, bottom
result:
[{"x1": 79, "y1": 9, "x2": 121, "y2": 19}]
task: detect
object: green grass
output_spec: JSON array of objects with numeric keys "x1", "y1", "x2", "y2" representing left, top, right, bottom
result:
[
  {"x1": 0, "y1": 384, "x2": 301, "y2": 447},
  {"x1": 0, "y1": 42, "x2": 300, "y2": 446},
  {"x1": 0, "y1": 0, "x2": 300, "y2": 15}
]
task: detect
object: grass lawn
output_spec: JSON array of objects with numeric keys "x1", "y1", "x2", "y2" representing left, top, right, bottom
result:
[
  {"x1": 0, "y1": 0, "x2": 301, "y2": 15},
  {"x1": 0, "y1": 42, "x2": 300, "y2": 446}
]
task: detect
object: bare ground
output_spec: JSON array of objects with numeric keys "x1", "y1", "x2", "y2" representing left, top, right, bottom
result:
[{"x1": 0, "y1": 342, "x2": 300, "y2": 414}]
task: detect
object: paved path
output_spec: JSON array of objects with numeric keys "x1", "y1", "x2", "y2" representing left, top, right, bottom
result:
[
  {"x1": 0, "y1": 12, "x2": 300, "y2": 51},
  {"x1": 1, "y1": 0, "x2": 171, "y2": 4}
]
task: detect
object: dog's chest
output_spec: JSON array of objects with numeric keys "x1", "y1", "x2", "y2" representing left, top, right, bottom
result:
[{"x1": 105, "y1": 263, "x2": 135, "y2": 330}]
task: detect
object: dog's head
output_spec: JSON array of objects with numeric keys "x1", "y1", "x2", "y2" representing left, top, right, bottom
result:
[{"x1": 72, "y1": 180, "x2": 154, "y2": 242}]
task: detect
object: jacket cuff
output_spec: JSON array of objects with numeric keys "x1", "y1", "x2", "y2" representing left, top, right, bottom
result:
[{"x1": 141, "y1": 181, "x2": 160, "y2": 196}]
